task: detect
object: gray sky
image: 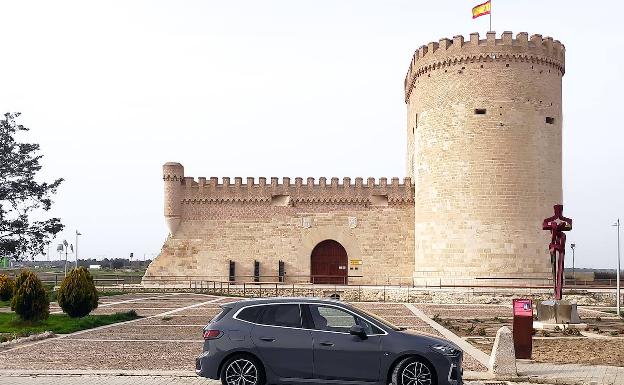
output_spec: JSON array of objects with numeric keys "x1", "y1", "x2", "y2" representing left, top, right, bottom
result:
[{"x1": 1, "y1": 1, "x2": 623, "y2": 268}]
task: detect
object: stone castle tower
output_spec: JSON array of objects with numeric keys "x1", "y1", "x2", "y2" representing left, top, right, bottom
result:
[
  {"x1": 144, "y1": 31, "x2": 565, "y2": 286},
  {"x1": 405, "y1": 31, "x2": 565, "y2": 283}
]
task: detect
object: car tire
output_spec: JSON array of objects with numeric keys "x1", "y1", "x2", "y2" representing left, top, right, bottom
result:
[
  {"x1": 391, "y1": 356, "x2": 436, "y2": 385},
  {"x1": 220, "y1": 355, "x2": 266, "y2": 385}
]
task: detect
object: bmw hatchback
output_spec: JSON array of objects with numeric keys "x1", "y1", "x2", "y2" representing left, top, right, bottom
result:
[{"x1": 196, "y1": 297, "x2": 462, "y2": 385}]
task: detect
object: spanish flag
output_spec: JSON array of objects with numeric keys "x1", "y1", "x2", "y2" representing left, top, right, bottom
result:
[{"x1": 472, "y1": 0, "x2": 491, "y2": 19}]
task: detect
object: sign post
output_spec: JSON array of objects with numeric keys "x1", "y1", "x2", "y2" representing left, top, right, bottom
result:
[{"x1": 512, "y1": 298, "x2": 533, "y2": 359}]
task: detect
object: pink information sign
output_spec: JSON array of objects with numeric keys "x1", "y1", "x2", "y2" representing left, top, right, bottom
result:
[{"x1": 513, "y1": 299, "x2": 533, "y2": 317}]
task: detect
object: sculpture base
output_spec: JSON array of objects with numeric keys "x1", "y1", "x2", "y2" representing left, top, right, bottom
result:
[
  {"x1": 533, "y1": 321, "x2": 587, "y2": 330},
  {"x1": 537, "y1": 300, "x2": 582, "y2": 324}
]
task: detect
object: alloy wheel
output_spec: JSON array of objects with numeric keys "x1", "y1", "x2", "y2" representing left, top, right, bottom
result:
[
  {"x1": 225, "y1": 358, "x2": 258, "y2": 385},
  {"x1": 401, "y1": 361, "x2": 432, "y2": 385}
]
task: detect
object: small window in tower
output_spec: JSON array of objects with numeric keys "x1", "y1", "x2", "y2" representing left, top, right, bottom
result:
[
  {"x1": 545, "y1": 117, "x2": 555, "y2": 124},
  {"x1": 474, "y1": 108, "x2": 487, "y2": 115}
]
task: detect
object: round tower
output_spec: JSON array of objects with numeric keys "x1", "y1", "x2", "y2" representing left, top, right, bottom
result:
[
  {"x1": 405, "y1": 31, "x2": 565, "y2": 284},
  {"x1": 163, "y1": 162, "x2": 184, "y2": 235}
]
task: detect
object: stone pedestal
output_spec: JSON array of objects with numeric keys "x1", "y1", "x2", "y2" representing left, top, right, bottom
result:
[
  {"x1": 535, "y1": 300, "x2": 586, "y2": 330},
  {"x1": 537, "y1": 300, "x2": 581, "y2": 324}
]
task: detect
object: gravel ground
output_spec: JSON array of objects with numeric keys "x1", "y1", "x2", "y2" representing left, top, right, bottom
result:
[
  {"x1": 70, "y1": 325, "x2": 202, "y2": 341},
  {"x1": 0, "y1": 340, "x2": 202, "y2": 370},
  {"x1": 135, "y1": 315, "x2": 213, "y2": 325},
  {"x1": 533, "y1": 338, "x2": 624, "y2": 366},
  {"x1": 417, "y1": 304, "x2": 512, "y2": 319},
  {"x1": 90, "y1": 308, "x2": 171, "y2": 316}
]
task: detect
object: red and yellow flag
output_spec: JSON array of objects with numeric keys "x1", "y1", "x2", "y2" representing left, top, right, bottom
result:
[{"x1": 472, "y1": 0, "x2": 491, "y2": 19}]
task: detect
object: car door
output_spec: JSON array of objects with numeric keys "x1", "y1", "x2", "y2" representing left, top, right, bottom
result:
[
  {"x1": 249, "y1": 304, "x2": 314, "y2": 379},
  {"x1": 305, "y1": 304, "x2": 382, "y2": 382}
]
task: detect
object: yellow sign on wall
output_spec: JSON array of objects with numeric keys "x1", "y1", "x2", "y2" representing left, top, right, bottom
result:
[{"x1": 349, "y1": 259, "x2": 362, "y2": 266}]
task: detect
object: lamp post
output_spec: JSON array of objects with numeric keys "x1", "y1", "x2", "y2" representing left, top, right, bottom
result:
[
  {"x1": 571, "y1": 243, "x2": 576, "y2": 285},
  {"x1": 75, "y1": 230, "x2": 82, "y2": 269},
  {"x1": 63, "y1": 240, "x2": 69, "y2": 277},
  {"x1": 613, "y1": 219, "x2": 621, "y2": 317}
]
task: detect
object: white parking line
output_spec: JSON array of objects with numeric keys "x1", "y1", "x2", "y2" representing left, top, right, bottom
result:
[
  {"x1": 63, "y1": 338, "x2": 201, "y2": 343},
  {"x1": 51, "y1": 293, "x2": 181, "y2": 315},
  {"x1": 2, "y1": 296, "x2": 223, "y2": 353},
  {"x1": 404, "y1": 303, "x2": 491, "y2": 368}
]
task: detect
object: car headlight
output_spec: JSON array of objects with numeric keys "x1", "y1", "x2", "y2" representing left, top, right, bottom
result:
[{"x1": 430, "y1": 344, "x2": 460, "y2": 356}]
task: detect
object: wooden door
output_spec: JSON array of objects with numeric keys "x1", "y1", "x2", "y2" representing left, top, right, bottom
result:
[{"x1": 310, "y1": 240, "x2": 348, "y2": 284}]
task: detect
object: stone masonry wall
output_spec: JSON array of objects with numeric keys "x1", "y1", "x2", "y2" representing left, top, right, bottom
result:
[
  {"x1": 145, "y1": 164, "x2": 415, "y2": 285},
  {"x1": 405, "y1": 31, "x2": 565, "y2": 284}
]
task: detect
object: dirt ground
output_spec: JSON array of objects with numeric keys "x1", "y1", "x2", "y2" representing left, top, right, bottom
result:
[{"x1": 533, "y1": 338, "x2": 624, "y2": 366}]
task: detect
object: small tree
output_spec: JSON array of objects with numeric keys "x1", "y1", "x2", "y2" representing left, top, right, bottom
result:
[
  {"x1": 0, "y1": 274, "x2": 16, "y2": 301},
  {"x1": 0, "y1": 112, "x2": 64, "y2": 261},
  {"x1": 57, "y1": 267, "x2": 98, "y2": 318},
  {"x1": 11, "y1": 270, "x2": 49, "y2": 321}
]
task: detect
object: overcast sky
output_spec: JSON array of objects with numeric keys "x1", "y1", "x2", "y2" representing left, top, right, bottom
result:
[{"x1": 1, "y1": 1, "x2": 623, "y2": 269}]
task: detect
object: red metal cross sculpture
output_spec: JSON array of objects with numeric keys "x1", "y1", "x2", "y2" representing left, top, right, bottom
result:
[{"x1": 542, "y1": 204, "x2": 573, "y2": 300}]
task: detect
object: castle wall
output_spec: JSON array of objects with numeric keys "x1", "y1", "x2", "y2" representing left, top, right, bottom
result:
[
  {"x1": 405, "y1": 31, "x2": 565, "y2": 284},
  {"x1": 144, "y1": 166, "x2": 415, "y2": 285}
]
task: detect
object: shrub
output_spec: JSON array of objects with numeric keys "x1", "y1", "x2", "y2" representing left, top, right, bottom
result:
[
  {"x1": 11, "y1": 271, "x2": 49, "y2": 321},
  {"x1": 477, "y1": 327, "x2": 486, "y2": 336},
  {"x1": 0, "y1": 275, "x2": 16, "y2": 301},
  {"x1": 562, "y1": 327, "x2": 580, "y2": 336},
  {"x1": 57, "y1": 267, "x2": 99, "y2": 318}
]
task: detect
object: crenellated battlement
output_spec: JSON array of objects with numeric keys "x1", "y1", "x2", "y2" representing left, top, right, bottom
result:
[
  {"x1": 404, "y1": 31, "x2": 565, "y2": 102},
  {"x1": 163, "y1": 163, "x2": 414, "y2": 208}
]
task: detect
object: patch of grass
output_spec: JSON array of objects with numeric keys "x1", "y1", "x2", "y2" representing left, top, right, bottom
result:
[
  {"x1": 0, "y1": 300, "x2": 10, "y2": 308},
  {"x1": 0, "y1": 310, "x2": 140, "y2": 334}
]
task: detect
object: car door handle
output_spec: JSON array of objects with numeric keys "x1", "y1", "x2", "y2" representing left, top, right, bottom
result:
[
  {"x1": 319, "y1": 341, "x2": 334, "y2": 347},
  {"x1": 259, "y1": 337, "x2": 275, "y2": 342}
]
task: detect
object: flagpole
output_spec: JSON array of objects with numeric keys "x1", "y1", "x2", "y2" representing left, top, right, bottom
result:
[{"x1": 489, "y1": 0, "x2": 492, "y2": 31}]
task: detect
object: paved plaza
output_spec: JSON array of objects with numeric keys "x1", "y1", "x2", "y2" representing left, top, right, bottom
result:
[{"x1": 0, "y1": 292, "x2": 621, "y2": 385}]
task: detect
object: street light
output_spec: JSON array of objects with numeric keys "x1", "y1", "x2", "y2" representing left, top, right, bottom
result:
[
  {"x1": 613, "y1": 219, "x2": 621, "y2": 317},
  {"x1": 75, "y1": 230, "x2": 82, "y2": 269},
  {"x1": 571, "y1": 243, "x2": 576, "y2": 285}
]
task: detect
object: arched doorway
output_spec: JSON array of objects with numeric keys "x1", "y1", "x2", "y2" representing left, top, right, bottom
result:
[{"x1": 310, "y1": 240, "x2": 348, "y2": 284}]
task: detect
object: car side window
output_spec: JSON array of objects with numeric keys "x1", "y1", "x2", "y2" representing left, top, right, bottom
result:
[
  {"x1": 257, "y1": 304, "x2": 302, "y2": 328},
  {"x1": 309, "y1": 305, "x2": 382, "y2": 335},
  {"x1": 237, "y1": 306, "x2": 265, "y2": 323},
  {"x1": 309, "y1": 305, "x2": 357, "y2": 333}
]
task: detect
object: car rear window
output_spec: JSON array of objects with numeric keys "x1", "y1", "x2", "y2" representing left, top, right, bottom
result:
[
  {"x1": 237, "y1": 306, "x2": 264, "y2": 323},
  {"x1": 257, "y1": 304, "x2": 302, "y2": 328}
]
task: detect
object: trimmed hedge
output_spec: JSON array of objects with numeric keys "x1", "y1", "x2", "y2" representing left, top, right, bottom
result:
[
  {"x1": 11, "y1": 271, "x2": 50, "y2": 321},
  {"x1": 57, "y1": 267, "x2": 99, "y2": 318},
  {"x1": 0, "y1": 274, "x2": 16, "y2": 301}
]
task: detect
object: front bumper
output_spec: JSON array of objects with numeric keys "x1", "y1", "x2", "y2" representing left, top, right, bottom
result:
[{"x1": 446, "y1": 352, "x2": 463, "y2": 385}]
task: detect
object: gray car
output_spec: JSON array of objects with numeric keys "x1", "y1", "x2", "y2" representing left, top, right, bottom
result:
[{"x1": 196, "y1": 297, "x2": 462, "y2": 385}]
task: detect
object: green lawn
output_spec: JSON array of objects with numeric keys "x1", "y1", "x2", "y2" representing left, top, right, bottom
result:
[
  {"x1": 0, "y1": 310, "x2": 140, "y2": 334},
  {"x1": 0, "y1": 300, "x2": 10, "y2": 308}
]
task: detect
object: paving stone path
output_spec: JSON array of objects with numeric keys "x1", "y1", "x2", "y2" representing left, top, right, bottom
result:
[{"x1": 0, "y1": 372, "x2": 536, "y2": 385}]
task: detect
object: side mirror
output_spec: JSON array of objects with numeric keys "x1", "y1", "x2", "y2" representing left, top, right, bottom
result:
[{"x1": 349, "y1": 325, "x2": 367, "y2": 339}]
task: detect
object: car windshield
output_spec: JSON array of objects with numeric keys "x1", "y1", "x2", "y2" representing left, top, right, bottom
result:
[{"x1": 351, "y1": 305, "x2": 405, "y2": 331}]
